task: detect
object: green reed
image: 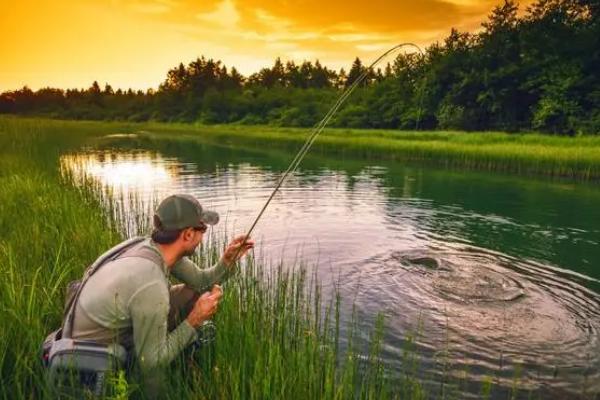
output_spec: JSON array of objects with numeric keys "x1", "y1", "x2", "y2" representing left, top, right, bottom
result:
[{"x1": 137, "y1": 122, "x2": 600, "y2": 181}]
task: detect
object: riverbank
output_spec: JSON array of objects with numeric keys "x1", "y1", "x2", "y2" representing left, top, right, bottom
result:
[
  {"x1": 127, "y1": 121, "x2": 600, "y2": 181},
  {"x1": 5, "y1": 116, "x2": 600, "y2": 181},
  {"x1": 0, "y1": 117, "x2": 413, "y2": 398}
]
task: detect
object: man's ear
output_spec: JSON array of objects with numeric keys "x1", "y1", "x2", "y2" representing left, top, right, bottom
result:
[{"x1": 181, "y1": 227, "x2": 194, "y2": 242}]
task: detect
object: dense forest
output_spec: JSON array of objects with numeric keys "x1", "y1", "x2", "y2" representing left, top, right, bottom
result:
[{"x1": 1, "y1": 0, "x2": 599, "y2": 134}]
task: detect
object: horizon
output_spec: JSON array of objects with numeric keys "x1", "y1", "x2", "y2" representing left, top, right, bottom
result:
[{"x1": 0, "y1": 0, "x2": 534, "y2": 92}]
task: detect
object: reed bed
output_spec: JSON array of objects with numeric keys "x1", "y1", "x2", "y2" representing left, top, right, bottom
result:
[
  {"x1": 0, "y1": 117, "x2": 123, "y2": 398},
  {"x1": 5, "y1": 115, "x2": 600, "y2": 180},
  {"x1": 137, "y1": 122, "x2": 600, "y2": 181}
]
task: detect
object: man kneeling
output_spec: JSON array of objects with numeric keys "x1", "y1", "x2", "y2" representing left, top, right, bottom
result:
[{"x1": 66, "y1": 194, "x2": 253, "y2": 395}]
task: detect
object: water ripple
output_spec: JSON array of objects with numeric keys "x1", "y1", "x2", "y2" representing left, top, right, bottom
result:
[{"x1": 341, "y1": 246, "x2": 600, "y2": 397}]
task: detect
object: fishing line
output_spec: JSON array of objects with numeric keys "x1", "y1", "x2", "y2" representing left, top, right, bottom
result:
[{"x1": 233, "y1": 43, "x2": 425, "y2": 258}]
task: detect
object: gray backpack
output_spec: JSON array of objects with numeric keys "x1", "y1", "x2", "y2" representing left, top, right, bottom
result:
[{"x1": 41, "y1": 236, "x2": 162, "y2": 397}]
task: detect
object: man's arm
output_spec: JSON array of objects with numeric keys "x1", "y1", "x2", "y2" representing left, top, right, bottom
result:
[
  {"x1": 128, "y1": 281, "x2": 197, "y2": 369},
  {"x1": 171, "y1": 257, "x2": 230, "y2": 293},
  {"x1": 171, "y1": 235, "x2": 254, "y2": 292}
]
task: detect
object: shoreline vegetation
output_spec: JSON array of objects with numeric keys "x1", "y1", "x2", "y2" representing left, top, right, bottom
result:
[
  {"x1": 0, "y1": 112, "x2": 552, "y2": 398},
  {"x1": 0, "y1": 115, "x2": 418, "y2": 398},
  {"x1": 6, "y1": 116, "x2": 600, "y2": 181},
  {"x1": 136, "y1": 122, "x2": 600, "y2": 181}
]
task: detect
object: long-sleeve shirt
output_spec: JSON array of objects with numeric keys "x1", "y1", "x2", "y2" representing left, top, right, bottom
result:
[{"x1": 71, "y1": 237, "x2": 229, "y2": 370}]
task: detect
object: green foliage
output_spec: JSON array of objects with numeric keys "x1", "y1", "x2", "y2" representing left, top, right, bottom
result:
[
  {"x1": 105, "y1": 370, "x2": 130, "y2": 400},
  {"x1": 130, "y1": 120, "x2": 600, "y2": 180},
  {"x1": 333, "y1": 104, "x2": 370, "y2": 128},
  {"x1": 0, "y1": 118, "x2": 123, "y2": 399},
  {"x1": 480, "y1": 376, "x2": 493, "y2": 399},
  {"x1": 436, "y1": 102, "x2": 466, "y2": 130},
  {"x1": 531, "y1": 62, "x2": 584, "y2": 134}
]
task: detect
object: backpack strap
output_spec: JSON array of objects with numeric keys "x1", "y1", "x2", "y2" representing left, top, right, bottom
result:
[
  {"x1": 116, "y1": 243, "x2": 164, "y2": 266},
  {"x1": 62, "y1": 236, "x2": 149, "y2": 338}
]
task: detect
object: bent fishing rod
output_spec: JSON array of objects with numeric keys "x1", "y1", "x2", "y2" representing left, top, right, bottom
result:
[{"x1": 232, "y1": 43, "x2": 424, "y2": 260}]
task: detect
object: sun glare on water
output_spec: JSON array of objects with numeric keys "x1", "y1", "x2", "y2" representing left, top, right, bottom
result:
[{"x1": 61, "y1": 150, "x2": 179, "y2": 196}]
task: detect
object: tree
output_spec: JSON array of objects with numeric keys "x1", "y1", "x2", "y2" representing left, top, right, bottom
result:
[
  {"x1": 88, "y1": 81, "x2": 102, "y2": 106},
  {"x1": 336, "y1": 68, "x2": 347, "y2": 89},
  {"x1": 310, "y1": 60, "x2": 333, "y2": 88},
  {"x1": 284, "y1": 61, "x2": 303, "y2": 88},
  {"x1": 89, "y1": 81, "x2": 101, "y2": 95},
  {"x1": 228, "y1": 67, "x2": 245, "y2": 89},
  {"x1": 345, "y1": 57, "x2": 367, "y2": 88},
  {"x1": 103, "y1": 84, "x2": 114, "y2": 95}
]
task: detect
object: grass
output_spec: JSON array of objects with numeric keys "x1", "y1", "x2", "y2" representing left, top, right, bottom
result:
[
  {"x1": 5, "y1": 115, "x2": 600, "y2": 181},
  {"x1": 132, "y1": 122, "x2": 600, "y2": 181}
]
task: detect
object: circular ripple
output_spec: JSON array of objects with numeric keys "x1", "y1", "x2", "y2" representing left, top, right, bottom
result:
[
  {"x1": 342, "y1": 246, "x2": 600, "y2": 396},
  {"x1": 395, "y1": 253, "x2": 526, "y2": 303},
  {"x1": 433, "y1": 263, "x2": 525, "y2": 303}
]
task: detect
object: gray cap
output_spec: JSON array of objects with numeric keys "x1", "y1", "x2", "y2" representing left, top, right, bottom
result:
[{"x1": 154, "y1": 194, "x2": 219, "y2": 230}]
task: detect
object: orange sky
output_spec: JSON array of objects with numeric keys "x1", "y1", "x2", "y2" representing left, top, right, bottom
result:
[{"x1": 0, "y1": 0, "x2": 531, "y2": 91}]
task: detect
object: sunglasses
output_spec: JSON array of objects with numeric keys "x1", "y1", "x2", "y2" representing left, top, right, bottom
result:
[{"x1": 193, "y1": 223, "x2": 208, "y2": 233}]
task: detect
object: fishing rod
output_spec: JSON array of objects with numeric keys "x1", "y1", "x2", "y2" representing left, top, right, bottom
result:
[{"x1": 232, "y1": 43, "x2": 425, "y2": 260}]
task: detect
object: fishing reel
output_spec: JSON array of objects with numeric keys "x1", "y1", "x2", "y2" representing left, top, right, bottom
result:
[{"x1": 196, "y1": 320, "x2": 217, "y2": 345}]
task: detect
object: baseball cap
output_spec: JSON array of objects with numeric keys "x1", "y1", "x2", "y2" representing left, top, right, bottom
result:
[{"x1": 154, "y1": 194, "x2": 219, "y2": 230}]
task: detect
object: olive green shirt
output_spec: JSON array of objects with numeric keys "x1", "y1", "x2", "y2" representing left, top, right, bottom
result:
[{"x1": 72, "y1": 238, "x2": 229, "y2": 370}]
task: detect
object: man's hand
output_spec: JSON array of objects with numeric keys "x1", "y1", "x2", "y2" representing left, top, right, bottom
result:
[
  {"x1": 186, "y1": 285, "x2": 223, "y2": 328},
  {"x1": 221, "y1": 235, "x2": 255, "y2": 268}
]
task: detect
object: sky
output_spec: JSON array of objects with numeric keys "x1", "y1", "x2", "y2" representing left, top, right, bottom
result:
[{"x1": 0, "y1": 0, "x2": 531, "y2": 91}]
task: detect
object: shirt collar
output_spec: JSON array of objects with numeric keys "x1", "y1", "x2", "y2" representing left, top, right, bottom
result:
[{"x1": 145, "y1": 237, "x2": 170, "y2": 277}]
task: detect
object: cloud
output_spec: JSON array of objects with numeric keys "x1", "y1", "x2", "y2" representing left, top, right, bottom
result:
[
  {"x1": 355, "y1": 43, "x2": 398, "y2": 52},
  {"x1": 196, "y1": 0, "x2": 240, "y2": 29},
  {"x1": 129, "y1": 1, "x2": 172, "y2": 14},
  {"x1": 136, "y1": 1, "x2": 451, "y2": 75},
  {"x1": 254, "y1": 8, "x2": 292, "y2": 30},
  {"x1": 132, "y1": 0, "x2": 521, "y2": 56},
  {"x1": 131, "y1": 0, "x2": 502, "y2": 35}
]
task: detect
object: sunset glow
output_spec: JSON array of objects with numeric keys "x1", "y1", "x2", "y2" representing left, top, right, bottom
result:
[{"x1": 1, "y1": 0, "x2": 531, "y2": 91}]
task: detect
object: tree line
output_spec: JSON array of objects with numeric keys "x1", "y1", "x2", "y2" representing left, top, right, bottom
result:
[{"x1": 1, "y1": 0, "x2": 598, "y2": 134}]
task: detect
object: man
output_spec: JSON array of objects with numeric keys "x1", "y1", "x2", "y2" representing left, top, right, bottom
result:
[{"x1": 69, "y1": 193, "x2": 253, "y2": 391}]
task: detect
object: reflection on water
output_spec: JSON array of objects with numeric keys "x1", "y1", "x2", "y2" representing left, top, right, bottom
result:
[
  {"x1": 61, "y1": 147, "x2": 600, "y2": 399},
  {"x1": 64, "y1": 151, "x2": 179, "y2": 194}
]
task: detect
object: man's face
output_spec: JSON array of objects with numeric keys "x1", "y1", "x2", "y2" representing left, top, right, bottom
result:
[{"x1": 181, "y1": 225, "x2": 205, "y2": 257}]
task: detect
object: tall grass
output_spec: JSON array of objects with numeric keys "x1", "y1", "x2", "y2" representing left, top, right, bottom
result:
[
  {"x1": 136, "y1": 122, "x2": 600, "y2": 181},
  {"x1": 0, "y1": 117, "x2": 124, "y2": 398},
  {"x1": 5, "y1": 115, "x2": 600, "y2": 180}
]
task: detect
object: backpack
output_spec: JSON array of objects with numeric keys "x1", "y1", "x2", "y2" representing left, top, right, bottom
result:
[{"x1": 41, "y1": 236, "x2": 162, "y2": 397}]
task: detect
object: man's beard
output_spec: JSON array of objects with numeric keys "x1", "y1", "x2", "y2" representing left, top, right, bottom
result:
[{"x1": 183, "y1": 244, "x2": 198, "y2": 258}]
